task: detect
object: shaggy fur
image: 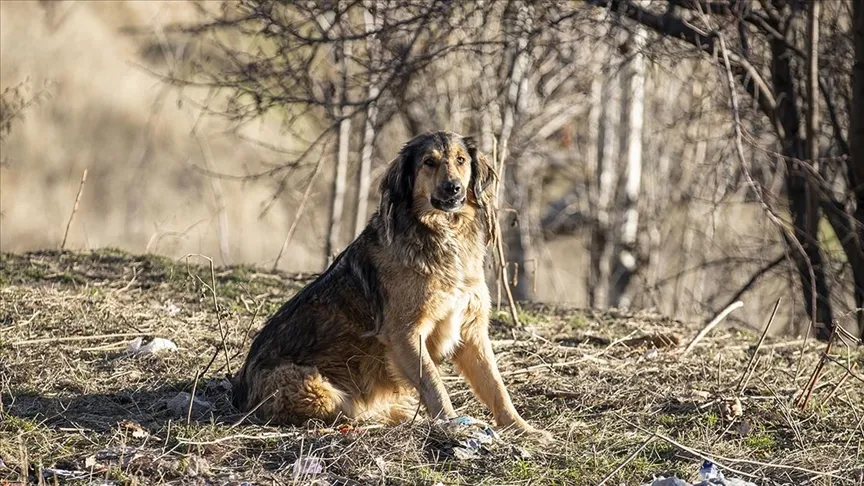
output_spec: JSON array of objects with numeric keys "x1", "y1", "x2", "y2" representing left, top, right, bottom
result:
[{"x1": 232, "y1": 130, "x2": 549, "y2": 439}]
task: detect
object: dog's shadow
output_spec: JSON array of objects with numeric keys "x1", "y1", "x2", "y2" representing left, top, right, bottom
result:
[{"x1": 4, "y1": 377, "x2": 243, "y2": 433}]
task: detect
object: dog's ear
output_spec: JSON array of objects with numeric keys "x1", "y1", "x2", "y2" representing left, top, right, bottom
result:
[
  {"x1": 463, "y1": 136, "x2": 495, "y2": 208},
  {"x1": 378, "y1": 147, "x2": 415, "y2": 244}
]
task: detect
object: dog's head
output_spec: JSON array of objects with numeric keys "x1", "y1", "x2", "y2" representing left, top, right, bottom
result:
[{"x1": 379, "y1": 131, "x2": 494, "y2": 241}]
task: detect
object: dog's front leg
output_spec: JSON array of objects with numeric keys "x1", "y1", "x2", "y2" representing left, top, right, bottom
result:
[
  {"x1": 454, "y1": 308, "x2": 550, "y2": 440},
  {"x1": 388, "y1": 331, "x2": 456, "y2": 421}
]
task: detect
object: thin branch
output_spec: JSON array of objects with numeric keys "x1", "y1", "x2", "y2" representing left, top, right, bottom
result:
[
  {"x1": 273, "y1": 156, "x2": 326, "y2": 271},
  {"x1": 60, "y1": 169, "x2": 88, "y2": 251},
  {"x1": 682, "y1": 300, "x2": 744, "y2": 356}
]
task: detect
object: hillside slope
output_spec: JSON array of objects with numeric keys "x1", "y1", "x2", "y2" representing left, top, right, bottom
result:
[{"x1": 0, "y1": 250, "x2": 861, "y2": 485}]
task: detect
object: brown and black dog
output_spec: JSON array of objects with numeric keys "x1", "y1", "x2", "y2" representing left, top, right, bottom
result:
[{"x1": 232, "y1": 130, "x2": 549, "y2": 440}]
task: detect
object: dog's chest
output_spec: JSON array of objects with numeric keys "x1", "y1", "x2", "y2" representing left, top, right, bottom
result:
[{"x1": 427, "y1": 287, "x2": 473, "y2": 361}]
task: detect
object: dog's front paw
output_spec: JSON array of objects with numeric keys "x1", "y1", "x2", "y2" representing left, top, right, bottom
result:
[
  {"x1": 524, "y1": 427, "x2": 556, "y2": 444},
  {"x1": 509, "y1": 422, "x2": 556, "y2": 444}
]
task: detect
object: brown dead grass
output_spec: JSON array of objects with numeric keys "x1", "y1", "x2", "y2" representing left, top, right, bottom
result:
[{"x1": 0, "y1": 249, "x2": 862, "y2": 485}]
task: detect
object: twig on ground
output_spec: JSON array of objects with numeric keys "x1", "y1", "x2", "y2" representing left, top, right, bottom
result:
[
  {"x1": 822, "y1": 368, "x2": 852, "y2": 407},
  {"x1": 623, "y1": 418, "x2": 851, "y2": 482},
  {"x1": 60, "y1": 168, "x2": 88, "y2": 251},
  {"x1": 728, "y1": 338, "x2": 810, "y2": 351},
  {"x1": 187, "y1": 368, "x2": 201, "y2": 425},
  {"x1": 683, "y1": 300, "x2": 744, "y2": 355},
  {"x1": 797, "y1": 326, "x2": 837, "y2": 409},
  {"x1": 183, "y1": 254, "x2": 232, "y2": 377},
  {"x1": 230, "y1": 391, "x2": 278, "y2": 429},
  {"x1": 822, "y1": 353, "x2": 864, "y2": 386},
  {"x1": 736, "y1": 298, "x2": 780, "y2": 394},
  {"x1": 0, "y1": 310, "x2": 41, "y2": 334},
  {"x1": 11, "y1": 332, "x2": 147, "y2": 346},
  {"x1": 177, "y1": 432, "x2": 299, "y2": 446},
  {"x1": 115, "y1": 267, "x2": 138, "y2": 294},
  {"x1": 543, "y1": 390, "x2": 581, "y2": 399},
  {"x1": 597, "y1": 436, "x2": 654, "y2": 486},
  {"x1": 622, "y1": 419, "x2": 758, "y2": 480},
  {"x1": 79, "y1": 341, "x2": 132, "y2": 352},
  {"x1": 500, "y1": 331, "x2": 636, "y2": 377}
]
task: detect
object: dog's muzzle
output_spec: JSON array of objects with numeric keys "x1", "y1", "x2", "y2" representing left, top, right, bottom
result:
[{"x1": 432, "y1": 180, "x2": 466, "y2": 212}]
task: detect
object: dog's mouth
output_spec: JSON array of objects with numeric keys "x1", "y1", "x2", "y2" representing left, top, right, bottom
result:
[{"x1": 431, "y1": 194, "x2": 467, "y2": 212}]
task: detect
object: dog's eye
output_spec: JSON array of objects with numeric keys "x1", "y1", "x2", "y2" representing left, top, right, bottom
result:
[
  {"x1": 423, "y1": 158, "x2": 436, "y2": 167},
  {"x1": 456, "y1": 156, "x2": 466, "y2": 166}
]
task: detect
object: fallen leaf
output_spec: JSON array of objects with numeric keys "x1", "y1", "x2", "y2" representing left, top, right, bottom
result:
[{"x1": 118, "y1": 419, "x2": 149, "y2": 438}]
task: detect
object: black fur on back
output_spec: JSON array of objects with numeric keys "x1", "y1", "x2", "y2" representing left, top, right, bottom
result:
[{"x1": 230, "y1": 233, "x2": 386, "y2": 410}]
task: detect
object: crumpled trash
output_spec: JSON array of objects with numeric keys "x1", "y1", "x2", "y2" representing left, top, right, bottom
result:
[
  {"x1": 126, "y1": 337, "x2": 177, "y2": 356},
  {"x1": 697, "y1": 461, "x2": 757, "y2": 485},
  {"x1": 85, "y1": 446, "x2": 140, "y2": 469},
  {"x1": 166, "y1": 392, "x2": 212, "y2": 417},
  {"x1": 292, "y1": 457, "x2": 325, "y2": 476},
  {"x1": 437, "y1": 416, "x2": 500, "y2": 459},
  {"x1": 648, "y1": 478, "x2": 691, "y2": 486},
  {"x1": 643, "y1": 461, "x2": 758, "y2": 486},
  {"x1": 41, "y1": 467, "x2": 89, "y2": 480}
]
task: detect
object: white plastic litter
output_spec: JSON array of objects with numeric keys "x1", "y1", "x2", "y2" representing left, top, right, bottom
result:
[
  {"x1": 292, "y1": 457, "x2": 325, "y2": 476},
  {"x1": 438, "y1": 415, "x2": 500, "y2": 459},
  {"x1": 127, "y1": 337, "x2": 177, "y2": 355},
  {"x1": 643, "y1": 461, "x2": 759, "y2": 486},
  {"x1": 647, "y1": 478, "x2": 691, "y2": 486}
]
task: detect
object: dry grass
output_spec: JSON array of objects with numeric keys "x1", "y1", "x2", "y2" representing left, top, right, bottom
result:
[{"x1": 1, "y1": 249, "x2": 862, "y2": 485}]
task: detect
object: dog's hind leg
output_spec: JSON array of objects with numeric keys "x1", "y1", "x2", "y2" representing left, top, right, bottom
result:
[
  {"x1": 348, "y1": 386, "x2": 418, "y2": 425},
  {"x1": 379, "y1": 389, "x2": 419, "y2": 424},
  {"x1": 247, "y1": 363, "x2": 348, "y2": 424}
]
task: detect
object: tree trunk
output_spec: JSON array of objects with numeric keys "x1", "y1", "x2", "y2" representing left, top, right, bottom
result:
[
  {"x1": 805, "y1": 0, "x2": 820, "y2": 167},
  {"x1": 770, "y1": 34, "x2": 834, "y2": 340},
  {"x1": 851, "y1": 0, "x2": 864, "y2": 339},
  {"x1": 326, "y1": 37, "x2": 352, "y2": 265},
  {"x1": 610, "y1": 27, "x2": 646, "y2": 309},
  {"x1": 588, "y1": 61, "x2": 620, "y2": 308},
  {"x1": 353, "y1": 1, "x2": 381, "y2": 237},
  {"x1": 498, "y1": 3, "x2": 535, "y2": 301}
]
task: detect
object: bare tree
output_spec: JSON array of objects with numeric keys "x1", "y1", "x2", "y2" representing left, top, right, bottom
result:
[
  {"x1": 851, "y1": 0, "x2": 864, "y2": 339},
  {"x1": 353, "y1": 0, "x2": 382, "y2": 237},
  {"x1": 168, "y1": 0, "x2": 860, "y2": 338},
  {"x1": 610, "y1": 26, "x2": 646, "y2": 309},
  {"x1": 498, "y1": 3, "x2": 535, "y2": 301},
  {"x1": 588, "y1": 57, "x2": 621, "y2": 308},
  {"x1": 318, "y1": 10, "x2": 353, "y2": 264},
  {"x1": 584, "y1": 0, "x2": 857, "y2": 340}
]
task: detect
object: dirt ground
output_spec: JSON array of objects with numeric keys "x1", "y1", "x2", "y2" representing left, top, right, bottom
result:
[{"x1": 1, "y1": 249, "x2": 862, "y2": 485}]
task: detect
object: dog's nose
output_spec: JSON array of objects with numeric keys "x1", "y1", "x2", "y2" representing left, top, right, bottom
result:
[{"x1": 441, "y1": 180, "x2": 462, "y2": 196}]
